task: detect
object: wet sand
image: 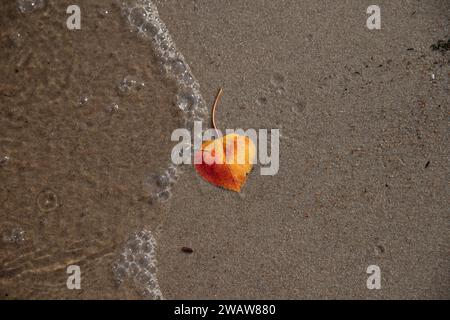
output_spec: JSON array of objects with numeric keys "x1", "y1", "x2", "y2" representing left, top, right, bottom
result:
[
  {"x1": 1, "y1": 0, "x2": 182, "y2": 299},
  {"x1": 1, "y1": 0, "x2": 449, "y2": 299}
]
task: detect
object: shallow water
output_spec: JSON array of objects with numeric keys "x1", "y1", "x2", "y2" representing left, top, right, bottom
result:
[{"x1": 0, "y1": 0, "x2": 196, "y2": 298}]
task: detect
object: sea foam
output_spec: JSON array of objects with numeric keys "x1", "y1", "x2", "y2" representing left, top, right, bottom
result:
[{"x1": 117, "y1": 0, "x2": 208, "y2": 203}]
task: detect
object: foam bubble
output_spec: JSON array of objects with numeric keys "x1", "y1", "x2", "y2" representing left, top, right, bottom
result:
[
  {"x1": 2, "y1": 227, "x2": 26, "y2": 244},
  {"x1": 78, "y1": 96, "x2": 89, "y2": 107},
  {"x1": 113, "y1": 229, "x2": 163, "y2": 299},
  {"x1": 117, "y1": 0, "x2": 210, "y2": 203},
  {"x1": 117, "y1": 76, "x2": 144, "y2": 96},
  {"x1": 105, "y1": 103, "x2": 120, "y2": 113},
  {"x1": 36, "y1": 189, "x2": 58, "y2": 212},
  {"x1": 140, "y1": 21, "x2": 159, "y2": 37},
  {"x1": 17, "y1": 0, "x2": 46, "y2": 13},
  {"x1": 166, "y1": 164, "x2": 178, "y2": 179},
  {"x1": 0, "y1": 155, "x2": 11, "y2": 167},
  {"x1": 143, "y1": 167, "x2": 177, "y2": 204},
  {"x1": 118, "y1": 0, "x2": 207, "y2": 120},
  {"x1": 129, "y1": 7, "x2": 147, "y2": 27},
  {"x1": 176, "y1": 91, "x2": 198, "y2": 111},
  {"x1": 156, "y1": 174, "x2": 170, "y2": 188},
  {"x1": 156, "y1": 189, "x2": 171, "y2": 202},
  {"x1": 170, "y1": 59, "x2": 187, "y2": 75}
]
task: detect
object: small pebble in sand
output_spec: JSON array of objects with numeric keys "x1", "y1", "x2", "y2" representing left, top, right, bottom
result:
[{"x1": 181, "y1": 247, "x2": 194, "y2": 254}]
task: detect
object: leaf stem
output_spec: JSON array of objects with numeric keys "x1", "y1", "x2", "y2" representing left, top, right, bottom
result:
[{"x1": 212, "y1": 88, "x2": 224, "y2": 134}]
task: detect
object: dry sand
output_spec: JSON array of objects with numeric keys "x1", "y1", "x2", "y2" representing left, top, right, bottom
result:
[
  {"x1": 0, "y1": 0, "x2": 449, "y2": 299},
  {"x1": 154, "y1": 0, "x2": 449, "y2": 299}
]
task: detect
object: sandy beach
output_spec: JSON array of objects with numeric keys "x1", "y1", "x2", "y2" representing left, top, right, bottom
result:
[
  {"x1": 155, "y1": 0, "x2": 450, "y2": 299},
  {"x1": 1, "y1": 0, "x2": 449, "y2": 299}
]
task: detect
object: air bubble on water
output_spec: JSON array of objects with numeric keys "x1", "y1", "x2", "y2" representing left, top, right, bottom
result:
[
  {"x1": 143, "y1": 234, "x2": 156, "y2": 248},
  {"x1": 157, "y1": 189, "x2": 171, "y2": 202},
  {"x1": 125, "y1": 252, "x2": 135, "y2": 263},
  {"x1": 139, "y1": 22, "x2": 157, "y2": 37},
  {"x1": 105, "y1": 103, "x2": 119, "y2": 113},
  {"x1": 136, "y1": 253, "x2": 151, "y2": 267},
  {"x1": 0, "y1": 155, "x2": 11, "y2": 167},
  {"x1": 129, "y1": 7, "x2": 147, "y2": 27},
  {"x1": 127, "y1": 239, "x2": 140, "y2": 254},
  {"x1": 144, "y1": 277, "x2": 157, "y2": 291},
  {"x1": 119, "y1": 77, "x2": 136, "y2": 91},
  {"x1": 146, "y1": 264, "x2": 157, "y2": 275},
  {"x1": 78, "y1": 96, "x2": 89, "y2": 107},
  {"x1": 176, "y1": 92, "x2": 197, "y2": 111},
  {"x1": 156, "y1": 174, "x2": 170, "y2": 188},
  {"x1": 143, "y1": 168, "x2": 178, "y2": 203},
  {"x1": 157, "y1": 40, "x2": 170, "y2": 54},
  {"x1": 166, "y1": 165, "x2": 179, "y2": 182},
  {"x1": 141, "y1": 241, "x2": 154, "y2": 255},
  {"x1": 154, "y1": 32, "x2": 167, "y2": 45},
  {"x1": 17, "y1": 0, "x2": 46, "y2": 13},
  {"x1": 2, "y1": 227, "x2": 25, "y2": 244},
  {"x1": 112, "y1": 264, "x2": 127, "y2": 282},
  {"x1": 181, "y1": 73, "x2": 195, "y2": 86},
  {"x1": 118, "y1": 77, "x2": 144, "y2": 96},
  {"x1": 169, "y1": 59, "x2": 187, "y2": 75},
  {"x1": 129, "y1": 262, "x2": 140, "y2": 276},
  {"x1": 167, "y1": 164, "x2": 177, "y2": 176},
  {"x1": 135, "y1": 271, "x2": 151, "y2": 285},
  {"x1": 142, "y1": 174, "x2": 161, "y2": 194},
  {"x1": 37, "y1": 189, "x2": 58, "y2": 212}
]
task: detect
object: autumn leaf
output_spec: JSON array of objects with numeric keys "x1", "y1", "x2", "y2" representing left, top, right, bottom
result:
[
  {"x1": 194, "y1": 89, "x2": 256, "y2": 192},
  {"x1": 195, "y1": 133, "x2": 256, "y2": 192}
]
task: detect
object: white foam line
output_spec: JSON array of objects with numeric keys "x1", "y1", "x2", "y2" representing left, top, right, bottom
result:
[
  {"x1": 118, "y1": 0, "x2": 208, "y2": 202},
  {"x1": 118, "y1": 0, "x2": 208, "y2": 123}
]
